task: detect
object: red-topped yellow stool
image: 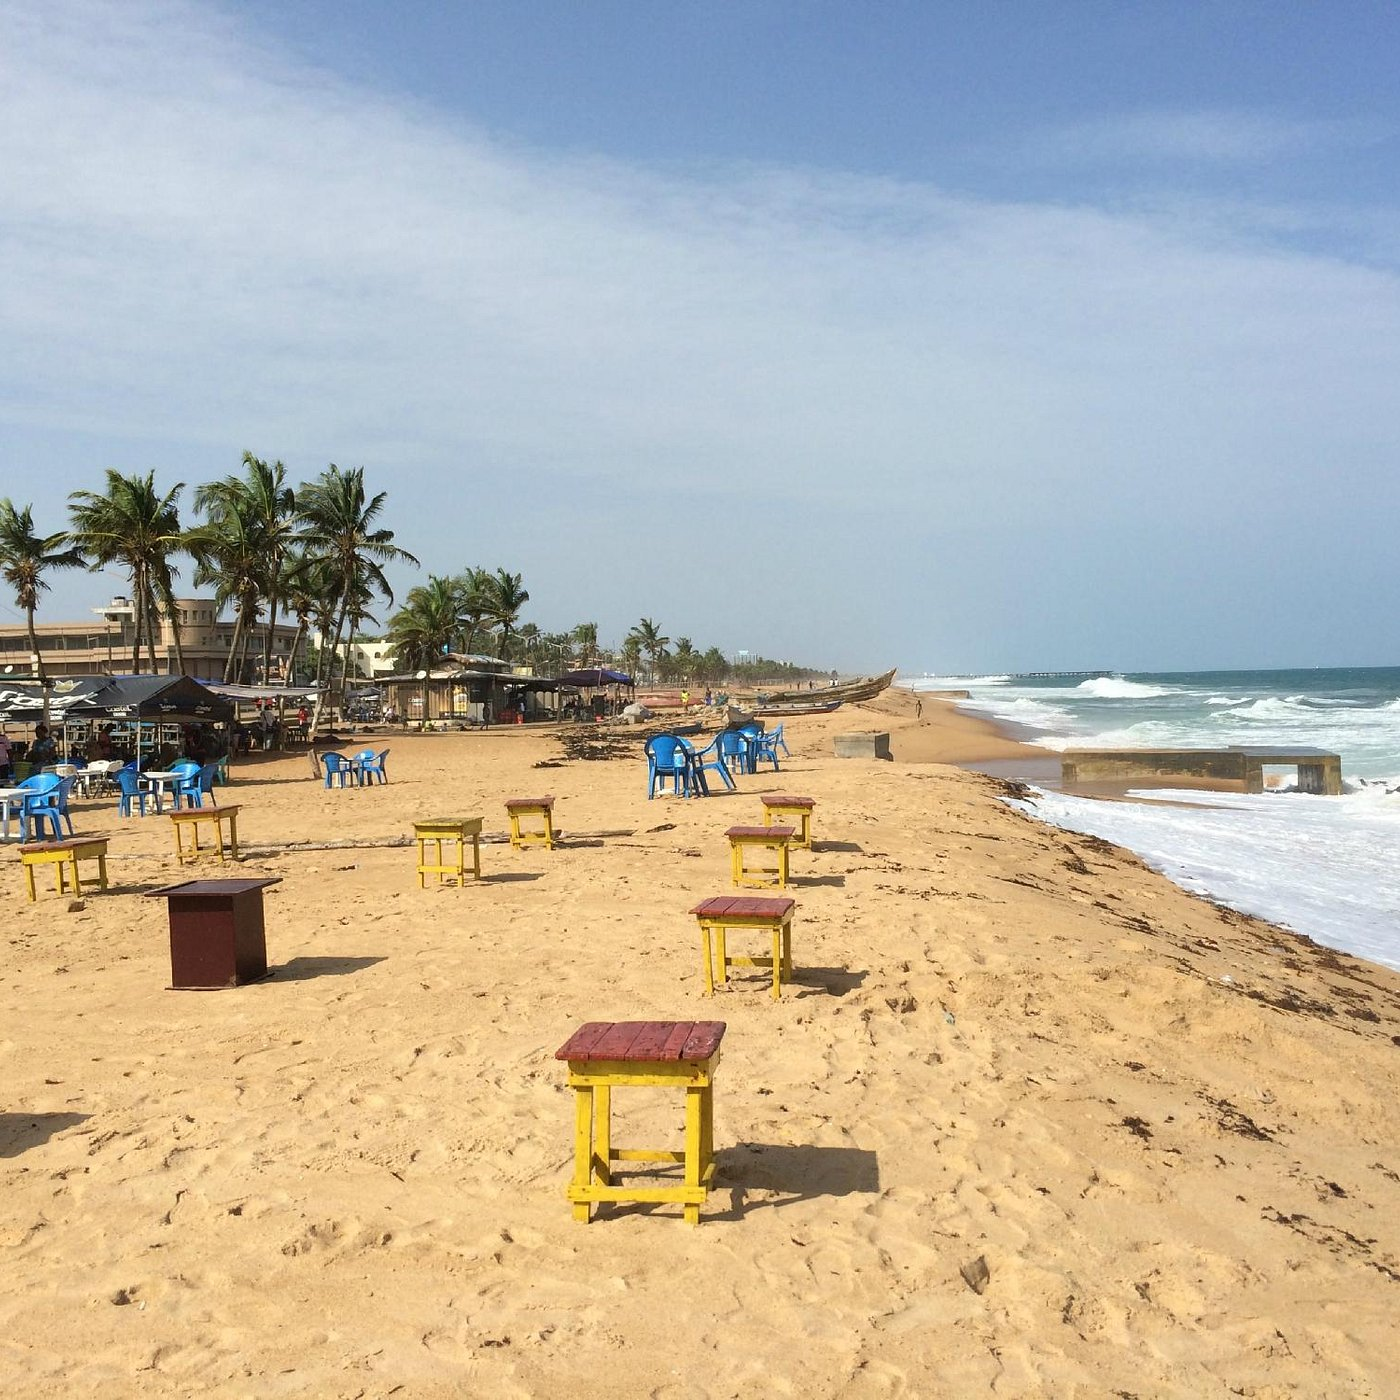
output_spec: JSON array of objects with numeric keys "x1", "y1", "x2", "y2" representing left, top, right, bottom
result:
[
  {"x1": 725, "y1": 824, "x2": 793, "y2": 889},
  {"x1": 505, "y1": 796, "x2": 556, "y2": 850},
  {"x1": 19, "y1": 837, "x2": 110, "y2": 901},
  {"x1": 691, "y1": 895, "x2": 795, "y2": 999},
  {"x1": 760, "y1": 794, "x2": 815, "y2": 850},
  {"x1": 556, "y1": 1020, "x2": 725, "y2": 1225},
  {"x1": 413, "y1": 817, "x2": 483, "y2": 886}
]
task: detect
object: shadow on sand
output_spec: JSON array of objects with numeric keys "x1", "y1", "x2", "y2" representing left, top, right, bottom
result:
[
  {"x1": 791, "y1": 966, "x2": 867, "y2": 997},
  {"x1": 0, "y1": 1112, "x2": 92, "y2": 1158},
  {"x1": 271, "y1": 955, "x2": 386, "y2": 982}
]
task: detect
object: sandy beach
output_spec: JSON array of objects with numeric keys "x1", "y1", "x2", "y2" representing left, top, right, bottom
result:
[{"x1": 4, "y1": 693, "x2": 1400, "y2": 1397}]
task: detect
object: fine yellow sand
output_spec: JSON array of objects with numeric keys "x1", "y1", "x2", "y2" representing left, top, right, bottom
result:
[{"x1": 3, "y1": 695, "x2": 1400, "y2": 1397}]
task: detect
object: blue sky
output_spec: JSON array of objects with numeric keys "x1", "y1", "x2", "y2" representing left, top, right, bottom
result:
[{"x1": 2, "y1": 0, "x2": 1398, "y2": 672}]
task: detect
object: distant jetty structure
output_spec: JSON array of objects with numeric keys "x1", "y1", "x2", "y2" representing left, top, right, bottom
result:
[
  {"x1": 1061, "y1": 746, "x2": 1343, "y2": 796},
  {"x1": 1014, "y1": 670, "x2": 1115, "y2": 680}
]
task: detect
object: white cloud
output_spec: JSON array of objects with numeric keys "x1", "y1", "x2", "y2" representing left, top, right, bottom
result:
[{"x1": 2, "y1": 0, "x2": 1399, "y2": 667}]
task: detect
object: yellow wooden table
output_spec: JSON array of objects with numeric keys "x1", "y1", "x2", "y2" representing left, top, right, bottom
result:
[
  {"x1": 505, "y1": 795, "x2": 556, "y2": 850},
  {"x1": 413, "y1": 817, "x2": 483, "y2": 886},
  {"x1": 18, "y1": 837, "x2": 110, "y2": 901},
  {"x1": 760, "y1": 794, "x2": 815, "y2": 850},
  {"x1": 556, "y1": 1020, "x2": 726, "y2": 1226},
  {"x1": 725, "y1": 824, "x2": 793, "y2": 889},
  {"x1": 169, "y1": 804, "x2": 241, "y2": 865},
  {"x1": 690, "y1": 895, "x2": 795, "y2": 1000}
]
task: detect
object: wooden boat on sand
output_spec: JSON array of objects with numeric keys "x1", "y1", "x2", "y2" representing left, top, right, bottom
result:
[
  {"x1": 753, "y1": 667, "x2": 897, "y2": 708},
  {"x1": 753, "y1": 699, "x2": 843, "y2": 717}
]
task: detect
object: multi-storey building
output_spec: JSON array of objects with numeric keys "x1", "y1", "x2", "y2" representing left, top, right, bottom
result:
[{"x1": 0, "y1": 597, "x2": 306, "y2": 682}]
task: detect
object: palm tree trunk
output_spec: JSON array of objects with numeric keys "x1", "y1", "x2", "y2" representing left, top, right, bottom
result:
[
  {"x1": 263, "y1": 591, "x2": 281, "y2": 684},
  {"x1": 25, "y1": 603, "x2": 52, "y2": 728},
  {"x1": 284, "y1": 618, "x2": 307, "y2": 686},
  {"x1": 223, "y1": 611, "x2": 246, "y2": 683},
  {"x1": 131, "y1": 585, "x2": 144, "y2": 673}
]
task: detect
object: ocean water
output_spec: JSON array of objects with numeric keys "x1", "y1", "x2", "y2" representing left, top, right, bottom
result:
[{"x1": 905, "y1": 668, "x2": 1400, "y2": 971}]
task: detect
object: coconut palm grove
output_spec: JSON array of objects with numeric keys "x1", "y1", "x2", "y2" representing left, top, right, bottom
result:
[{"x1": 0, "y1": 453, "x2": 819, "y2": 701}]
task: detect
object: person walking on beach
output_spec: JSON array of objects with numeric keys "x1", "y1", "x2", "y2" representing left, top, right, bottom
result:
[{"x1": 915, "y1": 698, "x2": 923, "y2": 720}]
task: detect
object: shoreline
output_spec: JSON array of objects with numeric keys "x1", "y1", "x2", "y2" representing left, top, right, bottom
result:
[{"x1": 3, "y1": 708, "x2": 1399, "y2": 1393}]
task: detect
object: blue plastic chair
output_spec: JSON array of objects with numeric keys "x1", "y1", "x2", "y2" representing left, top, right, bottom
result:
[
  {"x1": 18, "y1": 774, "x2": 64, "y2": 842},
  {"x1": 766, "y1": 723, "x2": 791, "y2": 757},
  {"x1": 321, "y1": 752, "x2": 355, "y2": 788},
  {"x1": 170, "y1": 760, "x2": 203, "y2": 809},
  {"x1": 115, "y1": 767, "x2": 150, "y2": 817},
  {"x1": 355, "y1": 749, "x2": 389, "y2": 785},
  {"x1": 645, "y1": 735, "x2": 694, "y2": 798},
  {"x1": 196, "y1": 762, "x2": 221, "y2": 806},
  {"x1": 691, "y1": 735, "x2": 736, "y2": 793},
  {"x1": 54, "y1": 774, "x2": 77, "y2": 834},
  {"x1": 718, "y1": 730, "x2": 753, "y2": 777},
  {"x1": 752, "y1": 729, "x2": 782, "y2": 772}
]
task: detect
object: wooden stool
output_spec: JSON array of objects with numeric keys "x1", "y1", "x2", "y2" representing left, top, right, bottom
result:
[
  {"x1": 725, "y1": 824, "x2": 793, "y2": 889},
  {"x1": 169, "y1": 805, "x2": 241, "y2": 865},
  {"x1": 761, "y1": 794, "x2": 815, "y2": 850},
  {"x1": 414, "y1": 817, "x2": 483, "y2": 886},
  {"x1": 691, "y1": 895, "x2": 795, "y2": 1000},
  {"x1": 556, "y1": 1021, "x2": 725, "y2": 1226},
  {"x1": 505, "y1": 796, "x2": 556, "y2": 850},
  {"x1": 19, "y1": 837, "x2": 110, "y2": 901}
]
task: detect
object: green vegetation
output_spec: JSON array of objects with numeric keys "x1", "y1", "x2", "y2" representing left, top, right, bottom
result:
[{"x1": 12, "y1": 454, "x2": 832, "y2": 703}]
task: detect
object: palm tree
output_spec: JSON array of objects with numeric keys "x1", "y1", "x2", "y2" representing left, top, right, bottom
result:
[
  {"x1": 67, "y1": 470, "x2": 188, "y2": 674},
  {"x1": 572, "y1": 621, "x2": 599, "y2": 665},
  {"x1": 626, "y1": 617, "x2": 669, "y2": 683},
  {"x1": 295, "y1": 465, "x2": 417, "y2": 725},
  {"x1": 698, "y1": 647, "x2": 729, "y2": 686},
  {"x1": 454, "y1": 567, "x2": 494, "y2": 655},
  {"x1": 193, "y1": 453, "x2": 297, "y2": 683},
  {"x1": 280, "y1": 548, "x2": 335, "y2": 686},
  {"x1": 185, "y1": 490, "x2": 264, "y2": 681},
  {"x1": 386, "y1": 574, "x2": 463, "y2": 672},
  {"x1": 0, "y1": 500, "x2": 86, "y2": 723},
  {"x1": 669, "y1": 636, "x2": 699, "y2": 683},
  {"x1": 483, "y1": 568, "x2": 530, "y2": 660}
]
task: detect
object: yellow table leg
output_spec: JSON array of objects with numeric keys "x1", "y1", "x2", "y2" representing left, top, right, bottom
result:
[
  {"x1": 572, "y1": 1085, "x2": 594, "y2": 1223},
  {"x1": 227, "y1": 811, "x2": 239, "y2": 861},
  {"x1": 701, "y1": 925, "x2": 715, "y2": 996},
  {"x1": 594, "y1": 1083, "x2": 612, "y2": 1186},
  {"x1": 771, "y1": 924, "x2": 782, "y2": 1000},
  {"x1": 684, "y1": 1085, "x2": 704, "y2": 1226},
  {"x1": 95, "y1": 850, "x2": 108, "y2": 893}
]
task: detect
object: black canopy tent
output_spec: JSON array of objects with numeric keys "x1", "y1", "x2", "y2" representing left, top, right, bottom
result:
[
  {"x1": 556, "y1": 668, "x2": 634, "y2": 688},
  {"x1": 553, "y1": 667, "x2": 635, "y2": 721},
  {"x1": 0, "y1": 675, "x2": 234, "y2": 761}
]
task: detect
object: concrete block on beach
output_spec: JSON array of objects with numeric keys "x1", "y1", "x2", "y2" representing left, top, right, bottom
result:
[{"x1": 833, "y1": 732, "x2": 891, "y2": 760}]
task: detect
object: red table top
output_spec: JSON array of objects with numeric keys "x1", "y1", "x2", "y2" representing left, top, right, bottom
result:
[
  {"x1": 761, "y1": 795, "x2": 815, "y2": 808},
  {"x1": 505, "y1": 796, "x2": 555, "y2": 810},
  {"x1": 556, "y1": 1020, "x2": 726, "y2": 1063},
  {"x1": 726, "y1": 825, "x2": 794, "y2": 839},
  {"x1": 689, "y1": 895, "x2": 795, "y2": 918}
]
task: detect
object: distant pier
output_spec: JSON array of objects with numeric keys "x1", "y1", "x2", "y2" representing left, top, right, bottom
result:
[
  {"x1": 1060, "y1": 746, "x2": 1343, "y2": 796},
  {"x1": 1015, "y1": 670, "x2": 1115, "y2": 680}
]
